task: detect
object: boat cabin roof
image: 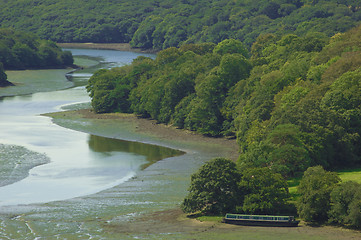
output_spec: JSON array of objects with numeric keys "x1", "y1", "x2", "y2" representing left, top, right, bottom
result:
[{"x1": 225, "y1": 214, "x2": 294, "y2": 221}]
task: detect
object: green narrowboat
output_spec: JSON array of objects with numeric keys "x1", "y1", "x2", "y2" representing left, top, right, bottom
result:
[{"x1": 223, "y1": 214, "x2": 299, "y2": 227}]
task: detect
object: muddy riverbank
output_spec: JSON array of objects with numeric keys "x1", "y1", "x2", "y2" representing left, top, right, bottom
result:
[{"x1": 46, "y1": 109, "x2": 361, "y2": 240}]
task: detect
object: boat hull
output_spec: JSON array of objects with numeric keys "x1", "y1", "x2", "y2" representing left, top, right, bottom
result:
[{"x1": 223, "y1": 218, "x2": 299, "y2": 227}]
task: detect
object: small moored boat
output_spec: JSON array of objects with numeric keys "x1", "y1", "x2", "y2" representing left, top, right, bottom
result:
[{"x1": 223, "y1": 213, "x2": 299, "y2": 227}]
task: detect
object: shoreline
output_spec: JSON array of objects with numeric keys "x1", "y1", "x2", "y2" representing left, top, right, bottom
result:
[
  {"x1": 46, "y1": 109, "x2": 240, "y2": 161},
  {"x1": 46, "y1": 109, "x2": 361, "y2": 239},
  {"x1": 57, "y1": 42, "x2": 158, "y2": 54}
]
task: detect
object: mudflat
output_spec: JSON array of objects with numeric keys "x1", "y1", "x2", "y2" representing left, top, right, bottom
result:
[{"x1": 49, "y1": 109, "x2": 361, "y2": 240}]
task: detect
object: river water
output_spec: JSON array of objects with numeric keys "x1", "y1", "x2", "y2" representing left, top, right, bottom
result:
[
  {"x1": 0, "y1": 49, "x2": 180, "y2": 206},
  {"x1": 0, "y1": 49, "x2": 232, "y2": 239}
]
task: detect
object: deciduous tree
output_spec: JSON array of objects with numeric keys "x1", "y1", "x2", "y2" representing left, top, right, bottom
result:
[
  {"x1": 238, "y1": 167, "x2": 291, "y2": 215},
  {"x1": 297, "y1": 166, "x2": 341, "y2": 223},
  {"x1": 329, "y1": 181, "x2": 361, "y2": 229},
  {"x1": 181, "y1": 158, "x2": 241, "y2": 214}
]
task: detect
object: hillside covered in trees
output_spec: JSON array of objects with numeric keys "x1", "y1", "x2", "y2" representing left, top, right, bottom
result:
[
  {"x1": 0, "y1": 28, "x2": 74, "y2": 86},
  {"x1": 88, "y1": 25, "x2": 361, "y2": 179},
  {"x1": 0, "y1": 0, "x2": 360, "y2": 50},
  {"x1": 0, "y1": 28, "x2": 73, "y2": 70}
]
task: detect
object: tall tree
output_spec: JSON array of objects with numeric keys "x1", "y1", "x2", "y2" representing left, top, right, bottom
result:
[
  {"x1": 238, "y1": 167, "x2": 291, "y2": 215},
  {"x1": 329, "y1": 181, "x2": 361, "y2": 229},
  {"x1": 181, "y1": 158, "x2": 241, "y2": 214},
  {"x1": 297, "y1": 166, "x2": 341, "y2": 223}
]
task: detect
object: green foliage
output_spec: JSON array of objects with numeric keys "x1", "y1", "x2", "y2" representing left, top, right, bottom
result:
[
  {"x1": 130, "y1": 16, "x2": 163, "y2": 49},
  {"x1": 181, "y1": 158, "x2": 241, "y2": 215},
  {"x1": 238, "y1": 167, "x2": 291, "y2": 215},
  {"x1": 296, "y1": 166, "x2": 341, "y2": 223},
  {"x1": 87, "y1": 66, "x2": 137, "y2": 113},
  {"x1": 181, "y1": 159, "x2": 292, "y2": 216},
  {"x1": 267, "y1": 124, "x2": 311, "y2": 177},
  {"x1": 0, "y1": 0, "x2": 360, "y2": 49},
  {"x1": 217, "y1": 54, "x2": 252, "y2": 89},
  {"x1": 239, "y1": 124, "x2": 311, "y2": 177},
  {"x1": 235, "y1": 25, "x2": 361, "y2": 175},
  {"x1": 0, "y1": 28, "x2": 73, "y2": 70},
  {"x1": 89, "y1": 40, "x2": 250, "y2": 136},
  {"x1": 329, "y1": 181, "x2": 361, "y2": 229},
  {"x1": 319, "y1": 68, "x2": 361, "y2": 166},
  {"x1": 213, "y1": 39, "x2": 249, "y2": 58},
  {"x1": 0, "y1": 62, "x2": 12, "y2": 87}
]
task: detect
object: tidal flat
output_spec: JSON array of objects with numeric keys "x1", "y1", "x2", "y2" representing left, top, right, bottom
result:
[
  {"x1": 0, "y1": 144, "x2": 50, "y2": 187},
  {"x1": 0, "y1": 106, "x2": 237, "y2": 239},
  {"x1": 38, "y1": 109, "x2": 360, "y2": 240}
]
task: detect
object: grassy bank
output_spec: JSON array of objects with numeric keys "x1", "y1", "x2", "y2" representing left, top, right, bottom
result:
[{"x1": 337, "y1": 168, "x2": 361, "y2": 183}]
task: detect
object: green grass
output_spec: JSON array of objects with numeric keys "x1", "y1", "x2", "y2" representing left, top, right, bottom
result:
[
  {"x1": 73, "y1": 56, "x2": 100, "y2": 68},
  {"x1": 288, "y1": 177, "x2": 302, "y2": 198},
  {"x1": 337, "y1": 168, "x2": 361, "y2": 183},
  {"x1": 196, "y1": 216, "x2": 224, "y2": 222}
]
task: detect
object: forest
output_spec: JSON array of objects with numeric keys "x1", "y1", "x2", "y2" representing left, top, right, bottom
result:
[
  {"x1": 0, "y1": 28, "x2": 74, "y2": 86},
  {"x1": 0, "y1": 0, "x2": 360, "y2": 50}
]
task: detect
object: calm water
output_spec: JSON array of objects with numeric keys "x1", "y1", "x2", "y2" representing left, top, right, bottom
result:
[{"x1": 0, "y1": 49, "x2": 181, "y2": 206}]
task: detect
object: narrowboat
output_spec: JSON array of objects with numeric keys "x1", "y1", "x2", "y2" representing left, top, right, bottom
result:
[{"x1": 223, "y1": 213, "x2": 299, "y2": 227}]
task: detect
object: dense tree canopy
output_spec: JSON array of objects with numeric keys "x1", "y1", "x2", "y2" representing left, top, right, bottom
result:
[
  {"x1": 329, "y1": 181, "x2": 361, "y2": 229},
  {"x1": 181, "y1": 158, "x2": 241, "y2": 214},
  {"x1": 87, "y1": 39, "x2": 251, "y2": 136},
  {"x1": 238, "y1": 167, "x2": 291, "y2": 215},
  {"x1": 0, "y1": 28, "x2": 74, "y2": 70},
  {"x1": 0, "y1": 0, "x2": 360, "y2": 49},
  {"x1": 88, "y1": 25, "x2": 361, "y2": 177},
  {"x1": 181, "y1": 158, "x2": 291, "y2": 215},
  {"x1": 296, "y1": 166, "x2": 341, "y2": 223}
]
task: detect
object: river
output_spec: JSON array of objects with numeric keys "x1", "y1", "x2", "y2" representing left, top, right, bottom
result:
[
  {"x1": 0, "y1": 48, "x2": 232, "y2": 239},
  {"x1": 0, "y1": 49, "x2": 174, "y2": 207}
]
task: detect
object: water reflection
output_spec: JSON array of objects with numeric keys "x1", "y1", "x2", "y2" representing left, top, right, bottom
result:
[
  {"x1": 88, "y1": 135, "x2": 185, "y2": 169},
  {"x1": 0, "y1": 49, "x2": 183, "y2": 206}
]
